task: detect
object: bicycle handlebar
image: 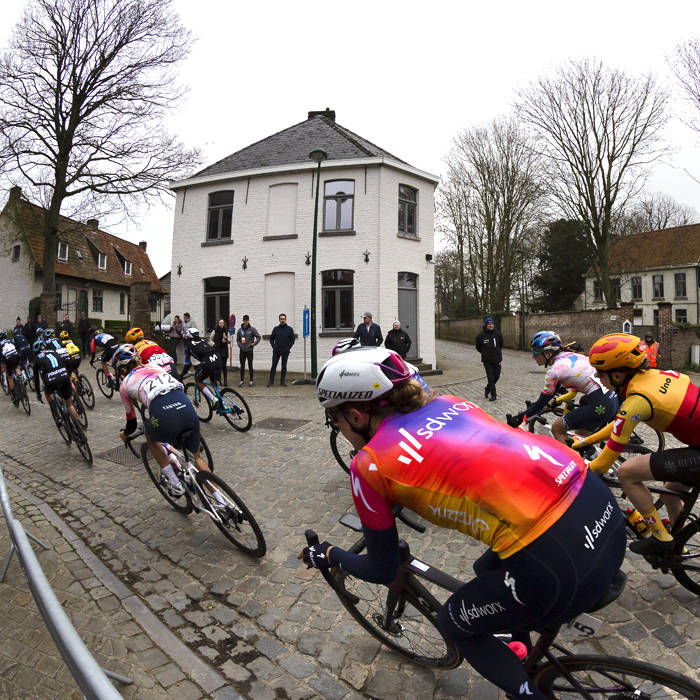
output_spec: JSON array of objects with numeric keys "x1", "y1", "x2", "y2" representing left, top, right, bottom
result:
[{"x1": 304, "y1": 529, "x2": 360, "y2": 605}]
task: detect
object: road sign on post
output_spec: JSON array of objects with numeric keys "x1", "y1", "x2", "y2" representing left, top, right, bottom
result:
[
  {"x1": 303, "y1": 308, "x2": 310, "y2": 338},
  {"x1": 294, "y1": 305, "x2": 314, "y2": 385}
]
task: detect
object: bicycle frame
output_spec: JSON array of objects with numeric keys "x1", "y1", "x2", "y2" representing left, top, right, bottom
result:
[{"x1": 195, "y1": 381, "x2": 239, "y2": 417}]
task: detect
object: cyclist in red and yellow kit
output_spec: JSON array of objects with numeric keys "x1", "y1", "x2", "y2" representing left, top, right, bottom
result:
[
  {"x1": 574, "y1": 333, "x2": 700, "y2": 556},
  {"x1": 300, "y1": 349, "x2": 625, "y2": 700},
  {"x1": 125, "y1": 328, "x2": 176, "y2": 376}
]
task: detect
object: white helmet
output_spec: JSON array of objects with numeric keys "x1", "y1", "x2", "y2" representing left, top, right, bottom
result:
[
  {"x1": 183, "y1": 328, "x2": 200, "y2": 340},
  {"x1": 331, "y1": 338, "x2": 361, "y2": 356},
  {"x1": 316, "y1": 348, "x2": 412, "y2": 408}
]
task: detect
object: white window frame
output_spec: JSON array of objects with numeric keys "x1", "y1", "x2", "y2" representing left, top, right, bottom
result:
[
  {"x1": 98, "y1": 253, "x2": 107, "y2": 270},
  {"x1": 92, "y1": 289, "x2": 103, "y2": 313},
  {"x1": 124, "y1": 260, "x2": 132, "y2": 276},
  {"x1": 57, "y1": 241, "x2": 68, "y2": 261}
]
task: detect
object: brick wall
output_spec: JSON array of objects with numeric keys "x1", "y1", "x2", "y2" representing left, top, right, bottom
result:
[{"x1": 129, "y1": 281, "x2": 152, "y2": 338}]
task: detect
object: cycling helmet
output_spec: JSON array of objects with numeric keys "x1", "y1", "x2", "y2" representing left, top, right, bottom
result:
[
  {"x1": 42, "y1": 328, "x2": 54, "y2": 339},
  {"x1": 0, "y1": 330, "x2": 6, "y2": 341},
  {"x1": 183, "y1": 328, "x2": 200, "y2": 340},
  {"x1": 589, "y1": 334, "x2": 646, "y2": 371},
  {"x1": 88, "y1": 324, "x2": 98, "y2": 334},
  {"x1": 33, "y1": 339, "x2": 45, "y2": 353},
  {"x1": 12, "y1": 327, "x2": 22, "y2": 337},
  {"x1": 530, "y1": 331, "x2": 561, "y2": 354},
  {"x1": 332, "y1": 338, "x2": 361, "y2": 356},
  {"x1": 316, "y1": 348, "x2": 412, "y2": 409},
  {"x1": 125, "y1": 327, "x2": 144, "y2": 344},
  {"x1": 59, "y1": 331, "x2": 70, "y2": 340},
  {"x1": 112, "y1": 344, "x2": 140, "y2": 372}
]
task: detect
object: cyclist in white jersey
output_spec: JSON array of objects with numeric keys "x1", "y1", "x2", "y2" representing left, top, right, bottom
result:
[{"x1": 507, "y1": 332, "x2": 618, "y2": 443}]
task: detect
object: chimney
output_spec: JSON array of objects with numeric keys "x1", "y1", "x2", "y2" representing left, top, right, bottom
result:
[
  {"x1": 308, "y1": 108, "x2": 335, "y2": 122},
  {"x1": 139, "y1": 240, "x2": 147, "y2": 252},
  {"x1": 9, "y1": 186, "x2": 22, "y2": 202},
  {"x1": 87, "y1": 219, "x2": 98, "y2": 232}
]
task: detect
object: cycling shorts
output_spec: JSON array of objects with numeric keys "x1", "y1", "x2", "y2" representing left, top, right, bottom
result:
[
  {"x1": 562, "y1": 388, "x2": 618, "y2": 432},
  {"x1": 47, "y1": 378, "x2": 72, "y2": 401},
  {"x1": 18, "y1": 348, "x2": 32, "y2": 365},
  {"x1": 70, "y1": 357, "x2": 82, "y2": 372},
  {"x1": 3, "y1": 356, "x2": 20, "y2": 373},
  {"x1": 650, "y1": 447, "x2": 700, "y2": 487},
  {"x1": 194, "y1": 354, "x2": 222, "y2": 382},
  {"x1": 145, "y1": 389, "x2": 200, "y2": 454},
  {"x1": 100, "y1": 343, "x2": 119, "y2": 364}
]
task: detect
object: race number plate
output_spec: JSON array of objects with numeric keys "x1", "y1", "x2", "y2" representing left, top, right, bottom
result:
[{"x1": 563, "y1": 612, "x2": 602, "y2": 638}]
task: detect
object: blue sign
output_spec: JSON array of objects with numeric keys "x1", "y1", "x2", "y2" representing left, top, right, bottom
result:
[{"x1": 303, "y1": 308, "x2": 310, "y2": 338}]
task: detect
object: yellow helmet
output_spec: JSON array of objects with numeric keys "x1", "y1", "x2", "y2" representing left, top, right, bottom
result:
[
  {"x1": 589, "y1": 334, "x2": 646, "y2": 371},
  {"x1": 59, "y1": 331, "x2": 70, "y2": 340},
  {"x1": 125, "y1": 327, "x2": 144, "y2": 344}
]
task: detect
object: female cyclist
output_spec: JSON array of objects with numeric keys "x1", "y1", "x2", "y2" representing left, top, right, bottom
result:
[{"x1": 300, "y1": 348, "x2": 625, "y2": 700}]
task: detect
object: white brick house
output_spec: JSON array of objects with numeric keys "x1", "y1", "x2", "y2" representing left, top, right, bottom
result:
[{"x1": 169, "y1": 110, "x2": 439, "y2": 373}]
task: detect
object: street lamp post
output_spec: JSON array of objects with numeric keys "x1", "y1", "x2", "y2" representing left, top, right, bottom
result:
[
  {"x1": 514, "y1": 249, "x2": 525, "y2": 351},
  {"x1": 309, "y1": 147, "x2": 327, "y2": 379}
]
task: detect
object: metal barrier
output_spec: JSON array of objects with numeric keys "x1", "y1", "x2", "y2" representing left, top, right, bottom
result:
[{"x1": 0, "y1": 468, "x2": 133, "y2": 699}]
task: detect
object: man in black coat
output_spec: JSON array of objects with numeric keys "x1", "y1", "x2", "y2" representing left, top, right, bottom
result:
[
  {"x1": 78, "y1": 311, "x2": 91, "y2": 357},
  {"x1": 353, "y1": 311, "x2": 383, "y2": 347},
  {"x1": 475, "y1": 317, "x2": 503, "y2": 402},
  {"x1": 384, "y1": 320, "x2": 411, "y2": 359},
  {"x1": 268, "y1": 313, "x2": 295, "y2": 387}
]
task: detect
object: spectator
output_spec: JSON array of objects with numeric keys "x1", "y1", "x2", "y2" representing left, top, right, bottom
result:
[
  {"x1": 60, "y1": 314, "x2": 73, "y2": 336},
  {"x1": 14, "y1": 317, "x2": 22, "y2": 332},
  {"x1": 237, "y1": 315, "x2": 261, "y2": 387},
  {"x1": 475, "y1": 317, "x2": 503, "y2": 402},
  {"x1": 181, "y1": 312, "x2": 195, "y2": 370},
  {"x1": 384, "y1": 320, "x2": 411, "y2": 360},
  {"x1": 639, "y1": 332, "x2": 660, "y2": 368},
  {"x1": 24, "y1": 316, "x2": 34, "y2": 343},
  {"x1": 209, "y1": 318, "x2": 231, "y2": 386},
  {"x1": 268, "y1": 313, "x2": 295, "y2": 387},
  {"x1": 169, "y1": 314, "x2": 183, "y2": 366},
  {"x1": 35, "y1": 314, "x2": 47, "y2": 339},
  {"x1": 78, "y1": 311, "x2": 91, "y2": 357},
  {"x1": 353, "y1": 311, "x2": 383, "y2": 347}
]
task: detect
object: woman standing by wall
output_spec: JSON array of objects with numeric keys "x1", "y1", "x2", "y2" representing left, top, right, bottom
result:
[{"x1": 210, "y1": 318, "x2": 230, "y2": 386}]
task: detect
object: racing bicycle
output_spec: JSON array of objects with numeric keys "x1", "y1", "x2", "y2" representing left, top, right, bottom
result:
[
  {"x1": 184, "y1": 380, "x2": 252, "y2": 432},
  {"x1": 47, "y1": 393, "x2": 93, "y2": 465},
  {"x1": 91, "y1": 360, "x2": 119, "y2": 399},
  {"x1": 71, "y1": 372, "x2": 95, "y2": 410}
]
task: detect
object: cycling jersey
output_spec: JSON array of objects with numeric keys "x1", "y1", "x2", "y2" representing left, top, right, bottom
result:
[
  {"x1": 187, "y1": 338, "x2": 218, "y2": 363},
  {"x1": 45, "y1": 338, "x2": 64, "y2": 352},
  {"x1": 119, "y1": 364, "x2": 183, "y2": 419},
  {"x1": 1, "y1": 341, "x2": 19, "y2": 362},
  {"x1": 350, "y1": 395, "x2": 586, "y2": 558},
  {"x1": 541, "y1": 352, "x2": 604, "y2": 396},
  {"x1": 34, "y1": 349, "x2": 71, "y2": 390},
  {"x1": 91, "y1": 333, "x2": 119, "y2": 361},
  {"x1": 587, "y1": 369, "x2": 700, "y2": 474},
  {"x1": 62, "y1": 340, "x2": 81, "y2": 359},
  {"x1": 12, "y1": 334, "x2": 31, "y2": 354},
  {"x1": 135, "y1": 339, "x2": 174, "y2": 371}
]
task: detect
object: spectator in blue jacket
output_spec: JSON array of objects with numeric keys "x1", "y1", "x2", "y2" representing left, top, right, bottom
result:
[
  {"x1": 268, "y1": 313, "x2": 295, "y2": 387},
  {"x1": 353, "y1": 311, "x2": 383, "y2": 347}
]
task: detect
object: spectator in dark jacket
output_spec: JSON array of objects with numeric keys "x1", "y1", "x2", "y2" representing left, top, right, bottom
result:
[
  {"x1": 384, "y1": 320, "x2": 411, "y2": 359},
  {"x1": 475, "y1": 317, "x2": 503, "y2": 402},
  {"x1": 34, "y1": 314, "x2": 47, "y2": 340},
  {"x1": 169, "y1": 315, "x2": 183, "y2": 366},
  {"x1": 24, "y1": 316, "x2": 34, "y2": 344},
  {"x1": 268, "y1": 314, "x2": 295, "y2": 387},
  {"x1": 78, "y1": 311, "x2": 91, "y2": 356},
  {"x1": 14, "y1": 317, "x2": 23, "y2": 333},
  {"x1": 209, "y1": 319, "x2": 231, "y2": 386},
  {"x1": 60, "y1": 314, "x2": 73, "y2": 336},
  {"x1": 237, "y1": 315, "x2": 261, "y2": 387},
  {"x1": 353, "y1": 311, "x2": 383, "y2": 347}
]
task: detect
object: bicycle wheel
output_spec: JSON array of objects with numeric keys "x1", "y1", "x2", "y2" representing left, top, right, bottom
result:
[
  {"x1": 219, "y1": 388, "x2": 252, "y2": 432},
  {"x1": 670, "y1": 520, "x2": 700, "y2": 595},
  {"x1": 195, "y1": 471, "x2": 266, "y2": 557},
  {"x1": 330, "y1": 429, "x2": 356, "y2": 475},
  {"x1": 0, "y1": 373, "x2": 8, "y2": 395},
  {"x1": 533, "y1": 653, "x2": 700, "y2": 698},
  {"x1": 96, "y1": 368, "x2": 113, "y2": 399},
  {"x1": 629, "y1": 424, "x2": 665, "y2": 452},
  {"x1": 330, "y1": 569, "x2": 461, "y2": 669},
  {"x1": 68, "y1": 413, "x2": 93, "y2": 465},
  {"x1": 140, "y1": 443, "x2": 193, "y2": 514},
  {"x1": 197, "y1": 434, "x2": 215, "y2": 473},
  {"x1": 25, "y1": 365, "x2": 35, "y2": 393},
  {"x1": 184, "y1": 382, "x2": 212, "y2": 422},
  {"x1": 51, "y1": 399, "x2": 72, "y2": 445},
  {"x1": 17, "y1": 380, "x2": 30, "y2": 416},
  {"x1": 79, "y1": 375, "x2": 95, "y2": 409},
  {"x1": 73, "y1": 392, "x2": 88, "y2": 430}
]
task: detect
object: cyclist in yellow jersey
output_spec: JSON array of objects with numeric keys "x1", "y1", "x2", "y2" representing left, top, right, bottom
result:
[
  {"x1": 574, "y1": 333, "x2": 700, "y2": 555},
  {"x1": 59, "y1": 331, "x2": 82, "y2": 378}
]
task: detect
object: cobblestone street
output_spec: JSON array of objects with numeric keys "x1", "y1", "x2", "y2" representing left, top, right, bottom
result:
[{"x1": 1, "y1": 339, "x2": 700, "y2": 699}]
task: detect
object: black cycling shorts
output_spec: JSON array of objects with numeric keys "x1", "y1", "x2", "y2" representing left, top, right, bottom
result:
[
  {"x1": 70, "y1": 357, "x2": 82, "y2": 372},
  {"x1": 3, "y1": 355, "x2": 19, "y2": 373},
  {"x1": 650, "y1": 447, "x2": 700, "y2": 487},
  {"x1": 145, "y1": 390, "x2": 200, "y2": 454},
  {"x1": 194, "y1": 354, "x2": 222, "y2": 382},
  {"x1": 46, "y1": 379, "x2": 72, "y2": 401},
  {"x1": 562, "y1": 388, "x2": 618, "y2": 432},
  {"x1": 100, "y1": 342, "x2": 120, "y2": 364}
]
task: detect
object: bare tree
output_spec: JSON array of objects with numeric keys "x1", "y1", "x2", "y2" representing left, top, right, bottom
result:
[
  {"x1": 615, "y1": 191, "x2": 698, "y2": 235},
  {"x1": 0, "y1": 0, "x2": 202, "y2": 324},
  {"x1": 515, "y1": 59, "x2": 671, "y2": 308},
  {"x1": 438, "y1": 117, "x2": 546, "y2": 315},
  {"x1": 670, "y1": 35, "x2": 700, "y2": 136}
]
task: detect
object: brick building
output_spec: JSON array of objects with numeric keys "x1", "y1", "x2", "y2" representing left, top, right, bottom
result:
[
  {"x1": 0, "y1": 187, "x2": 166, "y2": 330},
  {"x1": 169, "y1": 110, "x2": 438, "y2": 372}
]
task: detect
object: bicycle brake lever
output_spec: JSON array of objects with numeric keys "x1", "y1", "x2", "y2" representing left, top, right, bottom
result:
[{"x1": 305, "y1": 530, "x2": 360, "y2": 605}]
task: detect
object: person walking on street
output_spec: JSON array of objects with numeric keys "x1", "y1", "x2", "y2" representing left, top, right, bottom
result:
[
  {"x1": 169, "y1": 314, "x2": 183, "y2": 368},
  {"x1": 638, "y1": 332, "x2": 660, "y2": 368},
  {"x1": 60, "y1": 314, "x2": 73, "y2": 337},
  {"x1": 476, "y1": 317, "x2": 503, "y2": 402},
  {"x1": 384, "y1": 320, "x2": 411, "y2": 359},
  {"x1": 78, "y1": 311, "x2": 91, "y2": 357},
  {"x1": 209, "y1": 319, "x2": 231, "y2": 386},
  {"x1": 353, "y1": 311, "x2": 383, "y2": 347},
  {"x1": 237, "y1": 315, "x2": 261, "y2": 387},
  {"x1": 180, "y1": 313, "x2": 195, "y2": 376},
  {"x1": 268, "y1": 314, "x2": 295, "y2": 387}
]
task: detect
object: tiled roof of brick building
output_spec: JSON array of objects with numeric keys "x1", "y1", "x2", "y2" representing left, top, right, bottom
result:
[
  {"x1": 192, "y1": 111, "x2": 408, "y2": 179},
  {"x1": 7, "y1": 195, "x2": 166, "y2": 294}
]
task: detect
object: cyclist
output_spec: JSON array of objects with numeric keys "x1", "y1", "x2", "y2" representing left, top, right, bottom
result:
[
  {"x1": 506, "y1": 331, "x2": 618, "y2": 444},
  {"x1": 300, "y1": 348, "x2": 625, "y2": 700},
  {"x1": 59, "y1": 331, "x2": 82, "y2": 378},
  {"x1": 41, "y1": 328, "x2": 64, "y2": 352},
  {"x1": 574, "y1": 333, "x2": 700, "y2": 555},
  {"x1": 181, "y1": 329, "x2": 222, "y2": 406},
  {"x1": 90, "y1": 326, "x2": 120, "y2": 385},
  {"x1": 33, "y1": 339, "x2": 80, "y2": 422},
  {"x1": 12, "y1": 327, "x2": 33, "y2": 366},
  {"x1": 125, "y1": 327, "x2": 176, "y2": 376},
  {"x1": 113, "y1": 344, "x2": 222, "y2": 504},
  {"x1": 0, "y1": 331, "x2": 22, "y2": 406}
]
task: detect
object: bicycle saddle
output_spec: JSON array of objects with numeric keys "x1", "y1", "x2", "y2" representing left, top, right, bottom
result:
[{"x1": 587, "y1": 569, "x2": 627, "y2": 613}]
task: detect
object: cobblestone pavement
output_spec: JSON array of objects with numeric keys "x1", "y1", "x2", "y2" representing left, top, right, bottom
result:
[{"x1": 1, "y1": 339, "x2": 700, "y2": 700}]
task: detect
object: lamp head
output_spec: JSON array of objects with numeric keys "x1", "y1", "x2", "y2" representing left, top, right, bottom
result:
[{"x1": 309, "y1": 148, "x2": 328, "y2": 164}]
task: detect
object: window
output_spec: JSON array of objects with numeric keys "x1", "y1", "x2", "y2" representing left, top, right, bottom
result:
[
  {"x1": 56, "y1": 290, "x2": 62, "y2": 310},
  {"x1": 113, "y1": 247, "x2": 132, "y2": 276},
  {"x1": 57, "y1": 242, "x2": 68, "y2": 261},
  {"x1": 612, "y1": 278, "x2": 621, "y2": 302},
  {"x1": 398, "y1": 185, "x2": 417, "y2": 236},
  {"x1": 653, "y1": 274, "x2": 664, "y2": 298},
  {"x1": 150, "y1": 297, "x2": 158, "y2": 314},
  {"x1": 124, "y1": 261, "x2": 132, "y2": 276},
  {"x1": 322, "y1": 270, "x2": 354, "y2": 330},
  {"x1": 631, "y1": 276, "x2": 642, "y2": 300},
  {"x1": 266, "y1": 184, "x2": 298, "y2": 238},
  {"x1": 653, "y1": 309, "x2": 659, "y2": 327},
  {"x1": 98, "y1": 253, "x2": 107, "y2": 270},
  {"x1": 675, "y1": 273, "x2": 687, "y2": 298},
  {"x1": 323, "y1": 181, "x2": 354, "y2": 231},
  {"x1": 79, "y1": 290, "x2": 88, "y2": 313},
  {"x1": 676, "y1": 308, "x2": 688, "y2": 323},
  {"x1": 204, "y1": 277, "x2": 230, "y2": 332},
  {"x1": 92, "y1": 289, "x2": 103, "y2": 313},
  {"x1": 120, "y1": 293, "x2": 126, "y2": 314},
  {"x1": 11, "y1": 244, "x2": 20, "y2": 262},
  {"x1": 207, "y1": 191, "x2": 234, "y2": 241},
  {"x1": 593, "y1": 280, "x2": 603, "y2": 302},
  {"x1": 633, "y1": 308, "x2": 643, "y2": 325}
]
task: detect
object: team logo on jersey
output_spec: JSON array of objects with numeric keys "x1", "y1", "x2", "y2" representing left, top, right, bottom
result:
[
  {"x1": 397, "y1": 428, "x2": 423, "y2": 465},
  {"x1": 612, "y1": 417, "x2": 626, "y2": 437},
  {"x1": 583, "y1": 502, "x2": 614, "y2": 550}
]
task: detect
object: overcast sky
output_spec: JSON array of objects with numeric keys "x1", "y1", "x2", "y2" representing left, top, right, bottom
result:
[{"x1": 2, "y1": 0, "x2": 700, "y2": 277}]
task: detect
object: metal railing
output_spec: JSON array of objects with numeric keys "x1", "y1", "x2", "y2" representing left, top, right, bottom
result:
[{"x1": 0, "y1": 468, "x2": 132, "y2": 699}]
